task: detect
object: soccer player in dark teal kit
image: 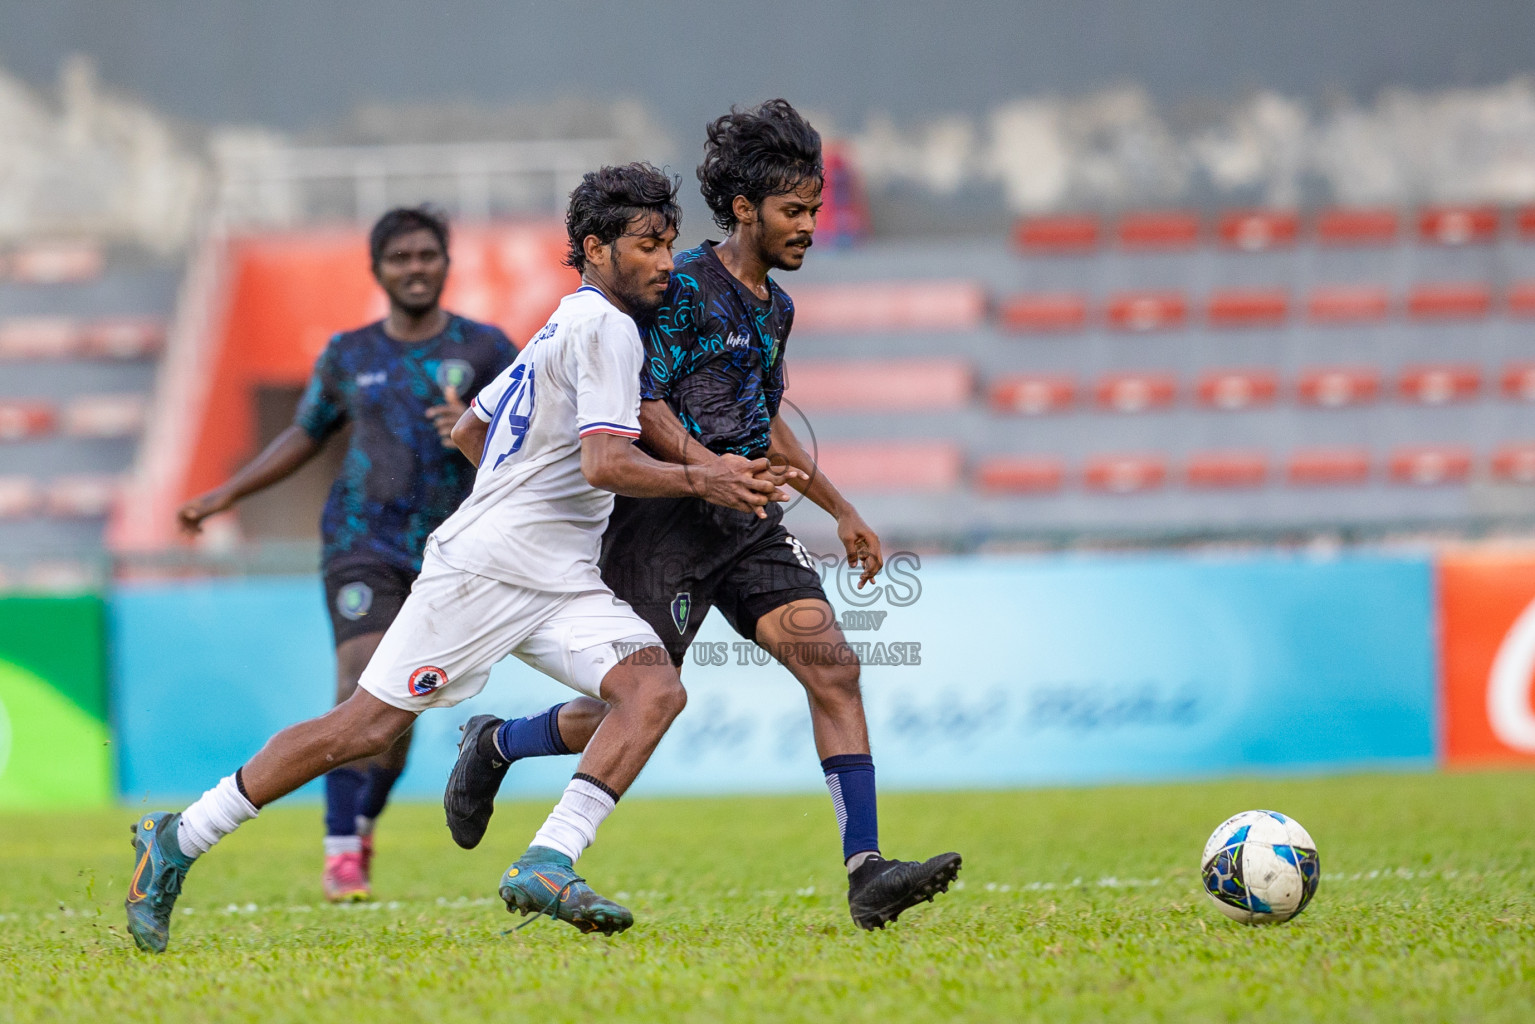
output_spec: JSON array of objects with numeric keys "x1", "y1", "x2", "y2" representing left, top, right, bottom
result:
[
  {"x1": 445, "y1": 101, "x2": 961, "y2": 930},
  {"x1": 178, "y1": 207, "x2": 514, "y2": 901}
]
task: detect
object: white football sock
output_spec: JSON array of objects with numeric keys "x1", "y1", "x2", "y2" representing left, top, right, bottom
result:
[
  {"x1": 178, "y1": 773, "x2": 258, "y2": 859},
  {"x1": 323, "y1": 835, "x2": 363, "y2": 856},
  {"x1": 530, "y1": 778, "x2": 615, "y2": 863},
  {"x1": 354, "y1": 815, "x2": 376, "y2": 838}
]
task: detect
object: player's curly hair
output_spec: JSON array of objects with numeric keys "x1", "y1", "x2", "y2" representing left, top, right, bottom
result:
[
  {"x1": 564, "y1": 163, "x2": 682, "y2": 272},
  {"x1": 697, "y1": 99, "x2": 823, "y2": 232},
  {"x1": 369, "y1": 205, "x2": 450, "y2": 269}
]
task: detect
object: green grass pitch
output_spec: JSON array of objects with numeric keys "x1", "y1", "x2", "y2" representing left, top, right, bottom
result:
[{"x1": 1, "y1": 771, "x2": 1531, "y2": 1022}]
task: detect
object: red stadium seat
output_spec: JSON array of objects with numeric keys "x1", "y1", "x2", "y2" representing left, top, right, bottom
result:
[
  {"x1": 9, "y1": 240, "x2": 104, "y2": 284},
  {"x1": 788, "y1": 281, "x2": 987, "y2": 333},
  {"x1": 1206, "y1": 289, "x2": 1288, "y2": 328},
  {"x1": 1296, "y1": 367, "x2": 1381, "y2": 408},
  {"x1": 45, "y1": 475, "x2": 124, "y2": 518},
  {"x1": 1307, "y1": 285, "x2": 1391, "y2": 324},
  {"x1": 1194, "y1": 369, "x2": 1278, "y2": 411},
  {"x1": 0, "y1": 317, "x2": 82, "y2": 359},
  {"x1": 1185, "y1": 450, "x2": 1268, "y2": 489},
  {"x1": 1013, "y1": 215, "x2": 1100, "y2": 253},
  {"x1": 1388, "y1": 446, "x2": 1472, "y2": 485},
  {"x1": 1116, "y1": 211, "x2": 1200, "y2": 250},
  {"x1": 811, "y1": 442, "x2": 963, "y2": 493},
  {"x1": 0, "y1": 401, "x2": 57, "y2": 441},
  {"x1": 82, "y1": 318, "x2": 167, "y2": 360},
  {"x1": 1507, "y1": 282, "x2": 1535, "y2": 318},
  {"x1": 1398, "y1": 364, "x2": 1481, "y2": 405},
  {"x1": 1419, "y1": 206, "x2": 1499, "y2": 245},
  {"x1": 1287, "y1": 448, "x2": 1371, "y2": 486},
  {"x1": 1095, "y1": 372, "x2": 1177, "y2": 413},
  {"x1": 1492, "y1": 443, "x2": 1535, "y2": 484},
  {"x1": 786, "y1": 359, "x2": 972, "y2": 412},
  {"x1": 1517, "y1": 207, "x2": 1535, "y2": 239},
  {"x1": 975, "y1": 456, "x2": 1066, "y2": 495},
  {"x1": 0, "y1": 477, "x2": 40, "y2": 519},
  {"x1": 1406, "y1": 283, "x2": 1492, "y2": 320},
  {"x1": 1502, "y1": 363, "x2": 1535, "y2": 401},
  {"x1": 990, "y1": 374, "x2": 1076, "y2": 415},
  {"x1": 1106, "y1": 291, "x2": 1188, "y2": 332},
  {"x1": 997, "y1": 293, "x2": 1088, "y2": 333},
  {"x1": 63, "y1": 395, "x2": 148, "y2": 439},
  {"x1": 1083, "y1": 454, "x2": 1168, "y2": 493},
  {"x1": 1315, "y1": 208, "x2": 1399, "y2": 246},
  {"x1": 1217, "y1": 210, "x2": 1298, "y2": 251}
]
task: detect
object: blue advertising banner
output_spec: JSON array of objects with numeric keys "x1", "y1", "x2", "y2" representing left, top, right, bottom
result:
[{"x1": 110, "y1": 552, "x2": 1436, "y2": 803}]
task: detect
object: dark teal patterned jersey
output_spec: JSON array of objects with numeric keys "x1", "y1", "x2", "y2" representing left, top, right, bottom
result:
[
  {"x1": 294, "y1": 314, "x2": 515, "y2": 572},
  {"x1": 639, "y1": 243, "x2": 794, "y2": 458}
]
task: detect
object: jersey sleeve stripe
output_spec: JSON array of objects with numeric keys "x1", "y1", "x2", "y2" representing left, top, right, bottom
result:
[
  {"x1": 578, "y1": 422, "x2": 642, "y2": 438},
  {"x1": 469, "y1": 396, "x2": 494, "y2": 422}
]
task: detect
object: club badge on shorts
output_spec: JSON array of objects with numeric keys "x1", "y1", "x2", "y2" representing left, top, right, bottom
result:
[
  {"x1": 670, "y1": 592, "x2": 692, "y2": 634},
  {"x1": 408, "y1": 665, "x2": 448, "y2": 697},
  {"x1": 336, "y1": 581, "x2": 373, "y2": 621}
]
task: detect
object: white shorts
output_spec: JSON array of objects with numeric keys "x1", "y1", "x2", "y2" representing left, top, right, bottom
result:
[{"x1": 357, "y1": 551, "x2": 664, "y2": 712}]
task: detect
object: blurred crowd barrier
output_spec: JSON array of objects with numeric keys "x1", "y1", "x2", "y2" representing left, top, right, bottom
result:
[{"x1": 7, "y1": 546, "x2": 1534, "y2": 809}]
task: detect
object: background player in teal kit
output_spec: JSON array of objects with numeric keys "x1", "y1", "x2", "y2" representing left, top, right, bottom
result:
[
  {"x1": 177, "y1": 206, "x2": 514, "y2": 901},
  {"x1": 444, "y1": 101, "x2": 960, "y2": 930}
]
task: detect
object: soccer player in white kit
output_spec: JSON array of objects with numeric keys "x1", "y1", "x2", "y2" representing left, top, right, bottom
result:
[{"x1": 124, "y1": 164, "x2": 793, "y2": 951}]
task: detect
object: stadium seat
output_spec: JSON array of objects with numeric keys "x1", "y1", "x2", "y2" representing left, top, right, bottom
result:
[
  {"x1": 1194, "y1": 369, "x2": 1278, "y2": 411},
  {"x1": 1307, "y1": 285, "x2": 1391, "y2": 324},
  {"x1": 1501, "y1": 363, "x2": 1535, "y2": 401},
  {"x1": 1296, "y1": 367, "x2": 1381, "y2": 408},
  {"x1": 1083, "y1": 454, "x2": 1168, "y2": 493},
  {"x1": 0, "y1": 401, "x2": 57, "y2": 441},
  {"x1": 1398, "y1": 364, "x2": 1481, "y2": 405},
  {"x1": 1217, "y1": 210, "x2": 1298, "y2": 251},
  {"x1": 989, "y1": 374, "x2": 1076, "y2": 415},
  {"x1": 8, "y1": 240, "x2": 104, "y2": 284},
  {"x1": 1185, "y1": 450, "x2": 1269, "y2": 489},
  {"x1": 1013, "y1": 215, "x2": 1100, "y2": 253},
  {"x1": 1388, "y1": 446, "x2": 1472, "y2": 485},
  {"x1": 1287, "y1": 448, "x2": 1371, "y2": 486},
  {"x1": 1116, "y1": 211, "x2": 1200, "y2": 250},
  {"x1": 0, "y1": 317, "x2": 81, "y2": 359},
  {"x1": 1507, "y1": 282, "x2": 1535, "y2": 318},
  {"x1": 0, "y1": 477, "x2": 40, "y2": 519},
  {"x1": 785, "y1": 359, "x2": 973, "y2": 411},
  {"x1": 810, "y1": 441, "x2": 963, "y2": 493},
  {"x1": 1095, "y1": 372, "x2": 1177, "y2": 413},
  {"x1": 974, "y1": 456, "x2": 1066, "y2": 495},
  {"x1": 1418, "y1": 206, "x2": 1499, "y2": 245},
  {"x1": 1491, "y1": 443, "x2": 1535, "y2": 484},
  {"x1": 789, "y1": 281, "x2": 987, "y2": 333},
  {"x1": 1106, "y1": 291, "x2": 1188, "y2": 332},
  {"x1": 63, "y1": 395, "x2": 148, "y2": 439},
  {"x1": 1206, "y1": 289, "x2": 1289, "y2": 328},
  {"x1": 1406, "y1": 283, "x2": 1492, "y2": 320},
  {"x1": 81, "y1": 317, "x2": 167, "y2": 360},
  {"x1": 997, "y1": 293, "x2": 1088, "y2": 333},
  {"x1": 1315, "y1": 207, "x2": 1399, "y2": 246},
  {"x1": 45, "y1": 476, "x2": 122, "y2": 518},
  {"x1": 1518, "y1": 206, "x2": 1535, "y2": 239}
]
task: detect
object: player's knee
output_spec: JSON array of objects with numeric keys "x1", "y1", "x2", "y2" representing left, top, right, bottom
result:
[
  {"x1": 622, "y1": 668, "x2": 687, "y2": 726},
  {"x1": 807, "y1": 659, "x2": 862, "y2": 705}
]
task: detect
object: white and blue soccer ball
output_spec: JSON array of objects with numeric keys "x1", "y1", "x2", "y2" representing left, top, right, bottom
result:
[{"x1": 1200, "y1": 810, "x2": 1320, "y2": 925}]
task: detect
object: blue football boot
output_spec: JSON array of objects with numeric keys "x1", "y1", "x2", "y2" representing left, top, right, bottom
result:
[
  {"x1": 125, "y1": 812, "x2": 196, "y2": 953},
  {"x1": 498, "y1": 845, "x2": 633, "y2": 935}
]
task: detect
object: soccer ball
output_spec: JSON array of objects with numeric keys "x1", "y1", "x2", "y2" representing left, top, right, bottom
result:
[{"x1": 1200, "y1": 810, "x2": 1320, "y2": 925}]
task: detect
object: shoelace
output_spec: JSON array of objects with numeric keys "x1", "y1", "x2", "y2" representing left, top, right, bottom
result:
[{"x1": 508, "y1": 875, "x2": 584, "y2": 932}]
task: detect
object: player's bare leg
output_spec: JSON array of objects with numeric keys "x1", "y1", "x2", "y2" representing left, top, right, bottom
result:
[
  {"x1": 499, "y1": 647, "x2": 684, "y2": 934},
  {"x1": 757, "y1": 598, "x2": 961, "y2": 929}
]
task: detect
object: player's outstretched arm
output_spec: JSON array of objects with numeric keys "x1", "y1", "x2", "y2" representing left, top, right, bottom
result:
[
  {"x1": 580, "y1": 432, "x2": 790, "y2": 517},
  {"x1": 636, "y1": 399, "x2": 716, "y2": 466},
  {"x1": 177, "y1": 425, "x2": 322, "y2": 535},
  {"x1": 766, "y1": 415, "x2": 884, "y2": 587}
]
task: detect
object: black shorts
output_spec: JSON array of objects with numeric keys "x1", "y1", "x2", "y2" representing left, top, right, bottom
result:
[
  {"x1": 599, "y1": 495, "x2": 828, "y2": 666},
  {"x1": 321, "y1": 559, "x2": 416, "y2": 646}
]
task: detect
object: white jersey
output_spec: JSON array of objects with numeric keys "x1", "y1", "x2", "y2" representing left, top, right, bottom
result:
[{"x1": 430, "y1": 285, "x2": 643, "y2": 592}]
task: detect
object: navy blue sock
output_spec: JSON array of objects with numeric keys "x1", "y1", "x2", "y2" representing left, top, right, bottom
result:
[
  {"x1": 324, "y1": 767, "x2": 366, "y2": 836},
  {"x1": 356, "y1": 765, "x2": 404, "y2": 823},
  {"x1": 822, "y1": 754, "x2": 880, "y2": 863},
  {"x1": 493, "y1": 704, "x2": 572, "y2": 761}
]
